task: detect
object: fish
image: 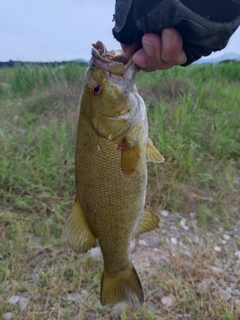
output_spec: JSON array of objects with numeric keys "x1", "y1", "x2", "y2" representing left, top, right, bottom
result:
[{"x1": 65, "y1": 41, "x2": 164, "y2": 306}]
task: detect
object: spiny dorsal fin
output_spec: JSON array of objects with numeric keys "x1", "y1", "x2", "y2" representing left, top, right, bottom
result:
[
  {"x1": 65, "y1": 201, "x2": 97, "y2": 253},
  {"x1": 146, "y1": 138, "x2": 164, "y2": 163}
]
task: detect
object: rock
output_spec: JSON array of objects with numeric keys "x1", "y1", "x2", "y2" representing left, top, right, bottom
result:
[
  {"x1": 209, "y1": 266, "x2": 223, "y2": 274},
  {"x1": 214, "y1": 259, "x2": 223, "y2": 268},
  {"x1": 217, "y1": 279, "x2": 227, "y2": 288},
  {"x1": 3, "y1": 313, "x2": 14, "y2": 320},
  {"x1": 232, "y1": 289, "x2": 240, "y2": 296},
  {"x1": 234, "y1": 251, "x2": 240, "y2": 259},
  {"x1": 145, "y1": 236, "x2": 160, "y2": 246},
  {"x1": 161, "y1": 295, "x2": 176, "y2": 308},
  {"x1": 235, "y1": 299, "x2": 240, "y2": 309},
  {"x1": 180, "y1": 218, "x2": 186, "y2": 227},
  {"x1": 19, "y1": 297, "x2": 29, "y2": 310},
  {"x1": 183, "y1": 226, "x2": 190, "y2": 231},
  {"x1": 130, "y1": 240, "x2": 136, "y2": 253},
  {"x1": 219, "y1": 289, "x2": 231, "y2": 301},
  {"x1": 214, "y1": 246, "x2": 221, "y2": 252},
  {"x1": 156, "y1": 317, "x2": 163, "y2": 320},
  {"x1": 190, "y1": 212, "x2": 197, "y2": 218},
  {"x1": 176, "y1": 314, "x2": 192, "y2": 319},
  {"x1": 89, "y1": 247, "x2": 102, "y2": 259},
  {"x1": 139, "y1": 239, "x2": 148, "y2": 246},
  {"x1": 197, "y1": 278, "x2": 212, "y2": 291},
  {"x1": 223, "y1": 234, "x2": 231, "y2": 241},
  {"x1": 66, "y1": 293, "x2": 82, "y2": 302},
  {"x1": 170, "y1": 238, "x2": 178, "y2": 245},
  {"x1": 227, "y1": 275, "x2": 237, "y2": 283},
  {"x1": 30, "y1": 236, "x2": 42, "y2": 245},
  {"x1": 193, "y1": 235, "x2": 200, "y2": 244},
  {"x1": 112, "y1": 303, "x2": 126, "y2": 318},
  {"x1": 8, "y1": 296, "x2": 20, "y2": 304},
  {"x1": 226, "y1": 242, "x2": 238, "y2": 250},
  {"x1": 226, "y1": 287, "x2": 232, "y2": 294},
  {"x1": 160, "y1": 210, "x2": 169, "y2": 217},
  {"x1": 148, "y1": 302, "x2": 157, "y2": 310},
  {"x1": 191, "y1": 220, "x2": 198, "y2": 228}
]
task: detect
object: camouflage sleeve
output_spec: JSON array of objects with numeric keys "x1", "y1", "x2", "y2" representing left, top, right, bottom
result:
[{"x1": 113, "y1": 0, "x2": 240, "y2": 65}]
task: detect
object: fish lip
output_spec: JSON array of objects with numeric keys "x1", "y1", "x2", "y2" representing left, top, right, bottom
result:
[{"x1": 91, "y1": 41, "x2": 134, "y2": 76}]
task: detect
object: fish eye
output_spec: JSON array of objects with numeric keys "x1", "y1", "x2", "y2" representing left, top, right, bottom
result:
[{"x1": 90, "y1": 83, "x2": 101, "y2": 95}]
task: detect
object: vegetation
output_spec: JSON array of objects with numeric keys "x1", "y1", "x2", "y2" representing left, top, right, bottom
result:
[{"x1": 0, "y1": 62, "x2": 239, "y2": 319}]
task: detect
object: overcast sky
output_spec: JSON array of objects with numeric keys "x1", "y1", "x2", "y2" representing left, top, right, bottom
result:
[{"x1": 1, "y1": 0, "x2": 240, "y2": 62}]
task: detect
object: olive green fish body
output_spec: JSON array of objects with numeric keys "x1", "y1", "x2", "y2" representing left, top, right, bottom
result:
[{"x1": 65, "y1": 41, "x2": 164, "y2": 306}]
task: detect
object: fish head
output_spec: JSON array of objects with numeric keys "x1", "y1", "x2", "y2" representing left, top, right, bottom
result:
[{"x1": 80, "y1": 41, "x2": 144, "y2": 142}]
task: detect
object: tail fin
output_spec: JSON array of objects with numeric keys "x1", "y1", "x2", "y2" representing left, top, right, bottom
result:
[{"x1": 100, "y1": 263, "x2": 144, "y2": 306}]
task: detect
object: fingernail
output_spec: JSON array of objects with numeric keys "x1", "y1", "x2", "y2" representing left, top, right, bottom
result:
[
  {"x1": 142, "y1": 40, "x2": 155, "y2": 56},
  {"x1": 162, "y1": 30, "x2": 174, "y2": 49}
]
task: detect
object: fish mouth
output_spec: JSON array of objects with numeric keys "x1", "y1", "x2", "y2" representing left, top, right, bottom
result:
[{"x1": 91, "y1": 41, "x2": 134, "y2": 76}]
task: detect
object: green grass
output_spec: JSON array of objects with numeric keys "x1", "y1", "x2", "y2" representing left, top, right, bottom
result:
[{"x1": 0, "y1": 62, "x2": 240, "y2": 319}]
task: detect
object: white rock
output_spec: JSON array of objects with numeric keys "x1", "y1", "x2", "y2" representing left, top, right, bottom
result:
[
  {"x1": 8, "y1": 296, "x2": 20, "y2": 304},
  {"x1": 193, "y1": 235, "x2": 200, "y2": 244},
  {"x1": 183, "y1": 226, "x2": 190, "y2": 231},
  {"x1": 209, "y1": 266, "x2": 223, "y2": 274},
  {"x1": 66, "y1": 293, "x2": 81, "y2": 302},
  {"x1": 139, "y1": 239, "x2": 148, "y2": 246},
  {"x1": 3, "y1": 313, "x2": 14, "y2": 320},
  {"x1": 89, "y1": 247, "x2": 102, "y2": 259},
  {"x1": 219, "y1": 289, "x2": 231, "y2": 302},
  {"x1": 19, "y1": 297, "x2": 29, "y2": 310},
  {"x1": 180, "y1": 218, "x2": 186, "y2": 227},
  {"x1": 214, "y1": 246, "x2": 221, "y2": 252},
  {"x1": 170, "y1": 238, "x2": 178, "y2": 245},
  {"x1": 221, "y1": 240, "x2": 227, "y2": 245},
  {"x1": 161, "y1": 295, "x2": 176, "y2": 308},
  {"x1": 235, "y1": 299, "x2": 240, "y2": 309},
  {"x1": 112, "y1": 303, "x2": 126, "y2": 318},
  {"x1": 160, "y1": 210, "x2": 169, "y2": 217},
  {"x1": 191, "y1": 220, "x2": 198, "y2": 228},
  {"x1": 130, "y1": 240, "x2": 136, "y2": 253},
  {"x1": 197, "y1": 278, "x2": 212, "y2": 291},
  {"x1": 234, "y1": 251, "x2": 240, "y2": 259},
  {"x1": 223, "y1": 234, "x2": 231, "y2": 241}
]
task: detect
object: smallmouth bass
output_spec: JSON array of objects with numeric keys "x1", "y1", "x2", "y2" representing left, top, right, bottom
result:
[{"x1": 65, "y1": 41, "x2": 164, "y2": 306}]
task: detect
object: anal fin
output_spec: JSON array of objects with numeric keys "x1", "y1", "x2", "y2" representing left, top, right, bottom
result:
[
  {"x1": 65, "y1": 201, "x2": 96, "y2": 253},
  {"x1": 135, "y1": 209, "x2": 160, "y2": 237},
  {"x1": 146, "y1": 138, "x2": 164, "y2": 163}
]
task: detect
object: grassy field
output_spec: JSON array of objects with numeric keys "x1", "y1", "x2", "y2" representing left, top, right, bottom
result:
[{"x1": 0, "y1": 61, "x2": 240, "y2": 319}]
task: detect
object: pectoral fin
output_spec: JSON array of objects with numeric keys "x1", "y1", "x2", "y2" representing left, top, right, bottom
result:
[
  {"x1": 146, "y1": 138, "x2": 164, "y2": 163},
  {"x1": 134, "y1": 209, "x2": 160, "y2": 237},
  {"x1": 65, "y1": 201, "x2": 97, "y2": 253},
  {"x1": 121, "y1": 142, "x2": 140, "y2": 175}
]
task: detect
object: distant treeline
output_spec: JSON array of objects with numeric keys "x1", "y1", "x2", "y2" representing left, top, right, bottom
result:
[{"x1": 0, "y1": 60, "x2": 88, "y2": 68}]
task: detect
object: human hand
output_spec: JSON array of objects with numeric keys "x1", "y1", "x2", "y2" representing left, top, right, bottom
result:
[{"x1": 121, "y1": 28, "x2": 187, "y2": 72}]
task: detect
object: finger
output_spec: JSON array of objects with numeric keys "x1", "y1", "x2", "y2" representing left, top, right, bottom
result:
[
  {"x1": 133, "y1": 34, "x2": 165, "y2": 72},
  {"x1": 133, "y1": 31, "x2": 187, "y2": 71},
  {"x1": 161, "y1": 28, "x2": 187, "y2": 66},
  {"x1": 121, "y1": 43, "x2": 140, "y2": 56}
]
